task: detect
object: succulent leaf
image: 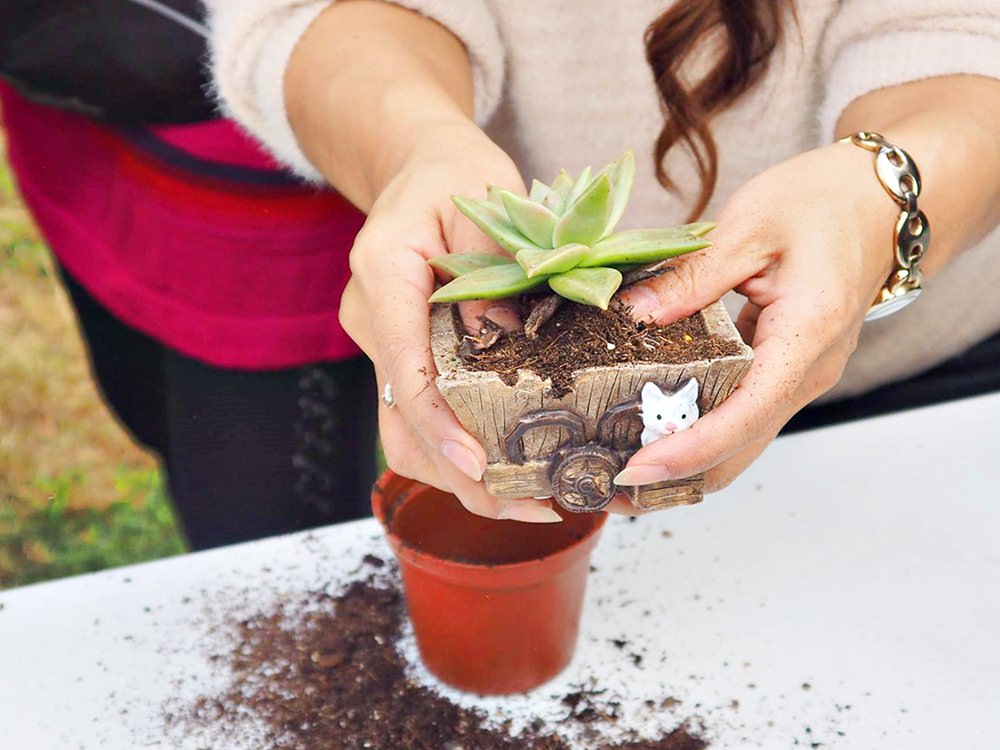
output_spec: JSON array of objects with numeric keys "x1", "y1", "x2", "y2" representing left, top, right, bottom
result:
[
  {"x1": 529, "y1": 179, "x2": 552, "y2": 203},
  {"x1": 452, "y1": 196, "x2": 542, "y2": 254},
  {"x1": 567, "y1": 166, "x2": 593, "y2": 205},
  {"x1": 682, "y1": 221, "x2": 716, "y2": 237},
  {"x1": 548, "y1": 267, "x2": 623, "y2": 310},
  {"x1": 428, "y1": 252, "x2": 514, "y2": 279},
  {"x1": 550, "y1": 169, "x2": 574, "y2": 200},
  {"x1": 516, "y1": 243, "x2": 588, "y2": 278},
  {"x1": 500, "y1": 190, "x2": 558, "y2": 248},
  {"x1": 552, "y1": 173, "x2": 612, "y2": 247},
  {"x1": 542, "y1": 191, "x2": 565, "y2": 216},
  {"x1": 599, "y1": 149, "x2": 636, "y2": 238},
  {"x1": 580, "y1": 229, "x2": 710, "y2": 267},
  {"x1": 431, "y1": 150, "x2": 717, "y2": 308},
  {"x1": 428, "y1": 262, "x2": 550, "y2": 303}
]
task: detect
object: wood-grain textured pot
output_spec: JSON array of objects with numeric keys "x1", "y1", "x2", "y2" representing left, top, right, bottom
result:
[{"x1": 430, "y1": 300, "x2": 753, "y2": 511}]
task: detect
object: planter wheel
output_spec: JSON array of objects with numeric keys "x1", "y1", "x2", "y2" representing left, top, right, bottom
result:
[
  {"x1": 505, "y1": 409, "x2": 586, "y2": 465},
  {"x1": 549, "y1": 445, "x2": 621, "y2": 513},
  {"x1": 596, "y1": 397, "x2": 642, "y2": 450}
]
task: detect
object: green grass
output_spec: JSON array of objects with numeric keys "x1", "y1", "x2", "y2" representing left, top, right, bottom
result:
[
  {"x1": 1, "y1": 135, "x2": 188, "y2": 591},
  {"x1": 0, "y1": 137, "x2": 383, "y2": 592},
  {"x1": 0, "y1": 468, "x2": 188, "y2": 590},
  {"x1": 0, "y1": 152, "x2": 16, "y2": 198}
]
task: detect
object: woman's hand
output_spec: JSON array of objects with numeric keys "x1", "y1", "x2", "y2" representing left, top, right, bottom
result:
[
  {"x1": 282, "y1": 2, "x2": 561, "y2": 522},
  {"x1": 613, "y1": 141, "x2": 897, "y2": 495},
  {"x1": 612, "y1": 76, "x2": 1000, "y2": 501},
  {"x1": 339, "y1": 122, "x2": 563, "y2": 523}
]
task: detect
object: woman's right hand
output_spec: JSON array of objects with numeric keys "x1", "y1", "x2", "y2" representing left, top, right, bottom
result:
[
  {"x1": 278, "y1": 1, "x2": 560, "y2": 521},
  {"x1": 339, "y1": 121, "x2": 564, "y2": 524}
]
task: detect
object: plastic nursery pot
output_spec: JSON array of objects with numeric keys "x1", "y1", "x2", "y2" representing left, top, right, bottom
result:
[{"x1": 372, "y1": 470, "x2": 607, "y2": 695}]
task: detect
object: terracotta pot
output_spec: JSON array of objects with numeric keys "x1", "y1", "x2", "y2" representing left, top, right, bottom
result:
[{"x1": 372, "y1": 470, "x2": 607, "y2": 695}]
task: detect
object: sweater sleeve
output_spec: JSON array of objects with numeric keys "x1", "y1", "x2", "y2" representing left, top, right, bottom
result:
[
  {"x1": 204, "y1": 0, "x2": 506, "y2": 182},
  {"x1": 817, "y1": 1, "x2": 1000, "y2": 141}
]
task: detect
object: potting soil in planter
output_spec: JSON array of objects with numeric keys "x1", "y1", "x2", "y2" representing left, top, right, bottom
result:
[{"x1": 463, "y1": 302, "x2": 744, "y2": 397}]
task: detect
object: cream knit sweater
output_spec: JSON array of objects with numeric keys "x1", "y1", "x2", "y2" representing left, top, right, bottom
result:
[{"x1": 206, "y1": 0, "x2": 1000, "y2": 400}]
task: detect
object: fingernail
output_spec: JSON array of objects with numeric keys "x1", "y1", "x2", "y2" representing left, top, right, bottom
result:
[
  {"x1": 485, "y1": 302, "x2": 521, "y2": 331},
  {"x1": 485, "y1": 302, "x2": 514, "y2": 318},
  {"x1": 614, "y1": 465, "x2": 672, "y2": 486},
  {"x1": 497, "y1": 503, "x2": 563, "y2": 523},
  {"x1": 441, "y1": 440, "x2": 483, "y2": 482},
  {"x1": 622, "y1": 287, "x2": 657, "y2": 321}
]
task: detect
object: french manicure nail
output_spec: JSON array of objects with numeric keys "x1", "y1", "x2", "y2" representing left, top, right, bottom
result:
[
  {"x1": 485, "y1": 302, "x2": 521, "y2": 331},
  {"x1": 441, "y1": 440, "x2": 484, "y2": 482},
  {"x1": 485, "y1": 302, "x2": 514, "y2": 318},
  {"x1": 497, "y1": 503, "x2": 563, "y2": 523},
  {"x1": 614, "y1": 465, "x2": 672, "y2": 486},
  {"x1": 622, "y1": 287, "x2": 657, "y2": 321}
]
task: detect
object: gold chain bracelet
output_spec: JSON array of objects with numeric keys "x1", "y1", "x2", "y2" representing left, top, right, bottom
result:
[{"x1": 838, "y1": 131, "x2": 930, "y2": 321}]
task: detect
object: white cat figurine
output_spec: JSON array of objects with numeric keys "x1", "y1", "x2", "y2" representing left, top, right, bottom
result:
[{"x1": 639, "y1": 379, "x2": 700, "y2": 446}]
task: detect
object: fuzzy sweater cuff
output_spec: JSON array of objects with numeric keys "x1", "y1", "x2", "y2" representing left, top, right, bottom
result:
[
  {"x1": 819, "y1": 29, "x2": 1000, "y2": 141},
  {"x1": 207, "y1": 0, "x2": 505, "y2": 182}
]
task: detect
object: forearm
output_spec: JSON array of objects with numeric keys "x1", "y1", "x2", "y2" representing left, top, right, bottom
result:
[
  {"x1": 284, "y1": 1, "x2": 477, "y2": 210},
  {"x1": 835, "y1": 74, "x2": 1000, "y2": 277}
]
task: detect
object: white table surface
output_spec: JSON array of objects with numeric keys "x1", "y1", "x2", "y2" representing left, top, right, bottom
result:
[{"x1": 2, "y1": 393, "x2": 999, "y2": 749}]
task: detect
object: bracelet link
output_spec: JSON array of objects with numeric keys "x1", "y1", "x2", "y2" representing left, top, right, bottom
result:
[
  {"x1": 875, "y1": 146, "x2": 921, "y2": 203},
  {"x1": 868, "y1": 267, "x2": 923, "y2": 322},
  {"x1": 894, "y1": 207, "x2": 929, "y2": 269}
]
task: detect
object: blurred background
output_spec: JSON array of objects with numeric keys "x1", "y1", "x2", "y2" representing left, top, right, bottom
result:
[{"x1": 0, "y1": 126, "x2": 186, "y2": 590}]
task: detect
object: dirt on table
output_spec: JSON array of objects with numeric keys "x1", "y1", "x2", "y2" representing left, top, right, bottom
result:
[
  {"x1": 167, "y1": 560, "x2": 708, "y2": 750},
  {"x1": 461, "y1": 300, "x2": 743, "y2": 397}
]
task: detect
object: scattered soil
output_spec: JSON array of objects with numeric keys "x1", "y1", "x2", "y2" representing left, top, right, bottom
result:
[
  {"x1": 461, "y1": 301, "x2": 743, "y2": 397},
  {"x1": 169, "y1": 561, "x2": 708, "y2": 749},
  {"x1": 607, "y1": 738, "x2": 708, "y2": 750}
]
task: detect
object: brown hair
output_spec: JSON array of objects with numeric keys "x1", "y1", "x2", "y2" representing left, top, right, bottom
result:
[{"x1": 644, "y1": 0, "x2": 792, "y2": 219}]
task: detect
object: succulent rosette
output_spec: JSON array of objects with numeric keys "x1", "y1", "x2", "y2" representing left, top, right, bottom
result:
[{"x1": 428, "y1": 150, "x2": 713, "y2": 310}]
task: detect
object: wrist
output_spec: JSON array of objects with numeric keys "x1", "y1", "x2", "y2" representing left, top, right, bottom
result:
[
  {"x1": 374, "y1": 122, "x2": 524, "y2": 219},
  {"x1": 804, "y1": 142, "x2": 899, "y2": 312},
  {"x1": 374, "y1": 117, "x2": 492, "y2": 198},
  {"x1": 283, "y1": 0, "x2": 477, "y2": 210}
]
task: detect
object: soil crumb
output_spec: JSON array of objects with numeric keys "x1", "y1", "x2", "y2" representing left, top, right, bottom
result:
[
  {"x1": 462, "y1": 301, "x2": 743, "y2": 397},
  {"x1": 167, "y1": 571, "x2": 708, "y2": 749}
]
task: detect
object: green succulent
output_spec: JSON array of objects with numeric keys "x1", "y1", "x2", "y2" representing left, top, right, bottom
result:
[{"x1": 428, "y1": 150, "x2": 713, "y2": 310}]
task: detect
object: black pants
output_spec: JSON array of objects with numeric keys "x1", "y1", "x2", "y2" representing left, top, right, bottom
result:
[{"x1": 61, "y1": 270, "x2": 378, "y2": 551}]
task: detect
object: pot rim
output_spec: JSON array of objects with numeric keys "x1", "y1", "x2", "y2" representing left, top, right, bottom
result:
[{"x1": 372, "y1": 470, "x2": 606, "y2": 589}]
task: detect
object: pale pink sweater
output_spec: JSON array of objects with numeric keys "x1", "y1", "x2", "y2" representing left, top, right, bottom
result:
[{"x1": 206, "y1": 0, "x2": 1000, "y2": 399}]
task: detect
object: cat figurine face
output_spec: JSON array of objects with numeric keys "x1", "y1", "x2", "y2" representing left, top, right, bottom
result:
[{"x1": 639, "y1": 378, "x2": 700, "y2": 447}]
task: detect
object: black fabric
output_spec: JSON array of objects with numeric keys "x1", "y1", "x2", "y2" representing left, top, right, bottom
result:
[
  {"x1": 783, "y1": 328, "x2": 1000, "y2": 434},
  {"x1": 61, "y1": 270, "x2": 379, "y2": 551},
  {"x1": 0, "y1": 0, "x2": 214, "y2": 124},
  {"x1": 119, "y1": 126, "x2": 301, "y2": 185}
]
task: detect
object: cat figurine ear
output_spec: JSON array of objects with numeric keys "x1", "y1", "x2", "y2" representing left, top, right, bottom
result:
[{"x1": 639, "y1": 378, "x2": 700, "y2": 447}]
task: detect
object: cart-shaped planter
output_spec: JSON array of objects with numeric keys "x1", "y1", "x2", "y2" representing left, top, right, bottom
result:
[{"x1": 431, "y1": 300, "x2": 753, "y2": 512}]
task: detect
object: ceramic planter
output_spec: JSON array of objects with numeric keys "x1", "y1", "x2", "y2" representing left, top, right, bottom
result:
[
  {"x1": 372, "y1": 470, "x2": 606, "y2": 695},
  {"x1": 430, "y1": 300, "x2": 753, "y2": 512}
]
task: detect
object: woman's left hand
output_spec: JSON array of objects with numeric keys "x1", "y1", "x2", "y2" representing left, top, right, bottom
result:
[
  {"x1": 608, "y1": 76, "x2": 1000, "y2": 510},
  {"x1": 612, "y1": 141, "x2": 898, "y2": 497}
]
